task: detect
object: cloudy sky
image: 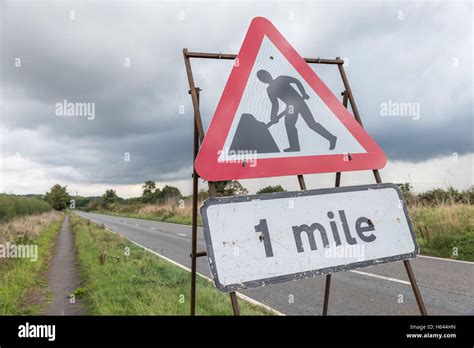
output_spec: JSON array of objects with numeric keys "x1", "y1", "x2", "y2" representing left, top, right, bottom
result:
[{"x1": 0, "y1": 0, "x2": 472, "y2": 197}]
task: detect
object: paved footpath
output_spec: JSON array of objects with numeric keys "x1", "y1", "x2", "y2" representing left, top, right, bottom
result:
[{"x1": 44, "y1": 216, "x2": 87, "y2": 315}]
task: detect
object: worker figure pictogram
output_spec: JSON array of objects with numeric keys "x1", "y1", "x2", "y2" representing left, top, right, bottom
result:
[{"x1": 257, "y1": 69, "x2": 337, "y2": 152}]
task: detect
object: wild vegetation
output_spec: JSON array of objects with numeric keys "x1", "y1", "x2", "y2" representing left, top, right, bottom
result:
[
  {"x1": 410, "y1": 204, "x2": 473, "y2": 260},
  {"x1": 0, "y1": 194, "x2": 52, "y2": 223},
  {"x1": 45, "y1": 184, "x2": 70, "y2": 211},
  {"x1": 257, "y1": 185, "x2": 286, "y2": 194},
  {"x1": 70, "y1": 214, "x2": 272, "y2": 315},
  {"x1": 0, "y1": 212, "x2": 63, "y2": 314},
  {"x1": 0, "y1": 183, "x2": 74, "y2": 223}
]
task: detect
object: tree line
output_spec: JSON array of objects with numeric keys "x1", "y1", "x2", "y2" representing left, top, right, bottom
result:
[{"x1": 4, "y1": 182, "x2": 470, "y2": 215}]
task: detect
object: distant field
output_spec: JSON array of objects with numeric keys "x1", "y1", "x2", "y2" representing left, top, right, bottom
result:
[
  {"x1": 70, "y1": 214, "x2": 272, "y2": 315},
  {"x1": 85, "y1": 200, "x2": 474, "y2": 262},
  {"x1": 0, "y1": 194, "x2": 51, "y2": 223}
]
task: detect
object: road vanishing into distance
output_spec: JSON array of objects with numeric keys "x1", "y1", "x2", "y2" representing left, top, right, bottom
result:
[{"x1": 75, "y1": 211, "x2": 474, "y2": 315}]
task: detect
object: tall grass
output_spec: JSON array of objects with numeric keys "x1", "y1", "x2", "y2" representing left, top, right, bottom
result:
[
  {"x1": 409, "y1": 204, "x2": 473, "y2": 260},
  {"x1": 93, "y1": 199, "x2": 198, "y2": 225},
  {"x1": 70, "y1": 214, "x2": 272, "y2": 315},
  {"x1": 0, "y1": 211, "x2": 60, "y2": 246},
  {"x1": 0, "y1": 194, "x2": 51, "y2": 223},
  {"x1": 0, "y1": 212, "x2": 63, "y2": 314}
]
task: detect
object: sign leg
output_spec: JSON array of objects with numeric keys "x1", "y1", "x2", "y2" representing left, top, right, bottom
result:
[
  {"x1": 189, "y1": 86, "x2": 201, "y2": 316},
  {"x1": 372, "y1": 169, "x2": 427, "y2": 315},
  {"x1": 190, "y1": 120, "x2": 199, "y2": 316},
  {"x1": 404, "y1": 260, "x2": 428, "y2": 315},
  {"x1": 230, "y1": 292, "x2": 241, "y2": 315},
  {"x1": 297, "y1": 174, "x2": 307, "y2": 190},
  {"x1": 322, "y1": 274, "x2": 332, "y2": 316},
  {"x1": 323, "y1": 170, "x2": 342, "y2": 315}
]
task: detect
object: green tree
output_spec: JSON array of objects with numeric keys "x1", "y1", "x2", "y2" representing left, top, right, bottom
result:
[
  {"x1": 257, "y1": 185, "x2": 286, "y2": 194},
  {"x1": 396, "y1": 183, "x2": 415, "y2": 204},
  {"x1": 153, "y1": 187, "x2": 161, "y2": 203},
  {"x1": 85, "y1": 199, "x2": 100, "y2": 211},
  {"x1": 73, "y1": 196, "x2": 90, "y2": 209},
  {"x1": 142, "y1": 180, "x2": 156, "y2": 203},
  {"x1": 198, "y1": 189, "x2": 209, "y2": 201},
  {"x1": 159, "y1": 185, "x2": 182, "y2": 203},
  {"x1": 102, "y1": 189, "x2": 119, "y2": 207},
  {"x1": 214, "y1": 181, "x2": 248, "y2": 197},
  {"x1": 45, "y1": 184, "x2": 70, "y2": 211}
]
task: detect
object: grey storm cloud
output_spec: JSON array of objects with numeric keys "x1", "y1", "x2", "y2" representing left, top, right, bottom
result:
[{"x1": 0, "y1": 1, "x2": 472, "y2": 186}]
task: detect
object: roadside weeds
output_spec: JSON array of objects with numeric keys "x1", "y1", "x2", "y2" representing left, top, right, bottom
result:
[
  {"x1": 69, "y1": 213, "x2": 272, "y2": 315},
  {"x1": 0, "y1": 212, "x2": 63, "y2": 314}
]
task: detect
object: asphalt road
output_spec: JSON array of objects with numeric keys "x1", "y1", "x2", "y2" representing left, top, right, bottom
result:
[{"x1": 75, "y1": 211, "x2": 474, "y2": 315}]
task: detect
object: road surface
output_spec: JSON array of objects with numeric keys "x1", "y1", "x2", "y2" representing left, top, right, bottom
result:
[{"x1": 75, "y1": 211, "x2": 474, "y2": 315}]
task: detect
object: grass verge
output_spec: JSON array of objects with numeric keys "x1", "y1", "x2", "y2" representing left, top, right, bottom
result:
[
  {"x1": 0, "y1": 213, "x2": 63, "y2": 314},
  {"x1": 411, "y1": 204, "x2": 473, "y2": 261},
  {"x1": 103, "y1": 210, "x2": 195, "y2": 226},
  {"x1": 70, "y1": 214, "x2": 272, "y2": 315}
]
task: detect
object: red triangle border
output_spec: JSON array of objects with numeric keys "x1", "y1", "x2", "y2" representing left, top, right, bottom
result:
[{"x1": 195, "y1": 17, "x2": 387, "y2": 181}]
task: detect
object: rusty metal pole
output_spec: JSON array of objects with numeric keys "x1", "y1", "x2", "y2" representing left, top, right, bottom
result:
[
  {"x1": 185, "y1": 51, "x2": 344, "y2": 65},
  {"x1": 373, "y1": 168, "x2": 427, "y2": 315},
  {"x1": 183, "y1": 49, "x2": 205, "y2": 142},
  {"x1": 297, "y1": 175, "x2": 307, "y2": 190},
  {"x1": 323, "y1": 90, "x2": 348, "y2": 316},
  {"x1": 184, "y1": 48, "x2": 245, "y2": 316},
  {"x1": 322, "y1": 274, "x2": 332, "y2": 316},
  {"x1": 337, "y1": 62, "x2": 428, "y2": 316},
  {"x1": 336, "y1": 58, "x2": 363, "y2": 126},
  {"x1": 183, "y1": 49, "x2": 209, "y2": 315},
  {"x1": 206, "y1": 182, "x2": 240, "y2": 315},
  {"x1": 404, "y1": 260, "x2": 428, "y2": 315},
  {"x1": 189, "y1": 88, "x2": 200, "y2": 316},
  {"x1": 229, "y1": 292, "x2": 241, "y2": 315}
]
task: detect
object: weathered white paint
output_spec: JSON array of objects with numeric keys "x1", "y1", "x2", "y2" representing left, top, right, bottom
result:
[{"x1": 201, "y1": 184, "x2": 418, "y2": 291}]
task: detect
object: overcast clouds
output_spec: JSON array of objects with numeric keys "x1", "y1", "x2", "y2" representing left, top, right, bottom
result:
[{"x1": 0, "y1": 0, "x2": 472, "y2": 197}]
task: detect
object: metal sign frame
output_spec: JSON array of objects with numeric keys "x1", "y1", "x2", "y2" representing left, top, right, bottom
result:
[
  {"x1": 201, "y1": 183, "x2": 419, "y2": 292},
  {"x1": 183, "y1": 45, "x2": 427, "y2": 316}
]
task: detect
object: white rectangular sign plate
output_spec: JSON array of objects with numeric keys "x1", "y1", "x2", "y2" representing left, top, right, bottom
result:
[{"x1": 201, "y1": 183, "x2": 418, "y2": 292}]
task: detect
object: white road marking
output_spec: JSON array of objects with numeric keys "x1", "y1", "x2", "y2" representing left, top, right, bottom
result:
[
  {"x1": 150, "y1": 227, "x2": 157, "y2": 230},
  {"x1": 97, "y1": 227, "x2": 285, "y2": 316},
  {"x1": 127, "y1": 238, "x2": 284, "y2": 316},
  {"x1": 97, "y1": 225, "x2": 283, "y2": 315},
  {"x1": 350, "y1": 270, "x2": 411, "y2": 285},
  {"x1": 418, "y1": 254, "x2": 474, "y2": 265},
  {"x1": 176, "y1": 233, "x2": 187, "y2": 237}
]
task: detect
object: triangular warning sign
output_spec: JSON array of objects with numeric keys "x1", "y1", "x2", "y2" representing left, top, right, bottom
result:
[{"x1": 195, "y1": 17, "x2": 387, "y2": 181}]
